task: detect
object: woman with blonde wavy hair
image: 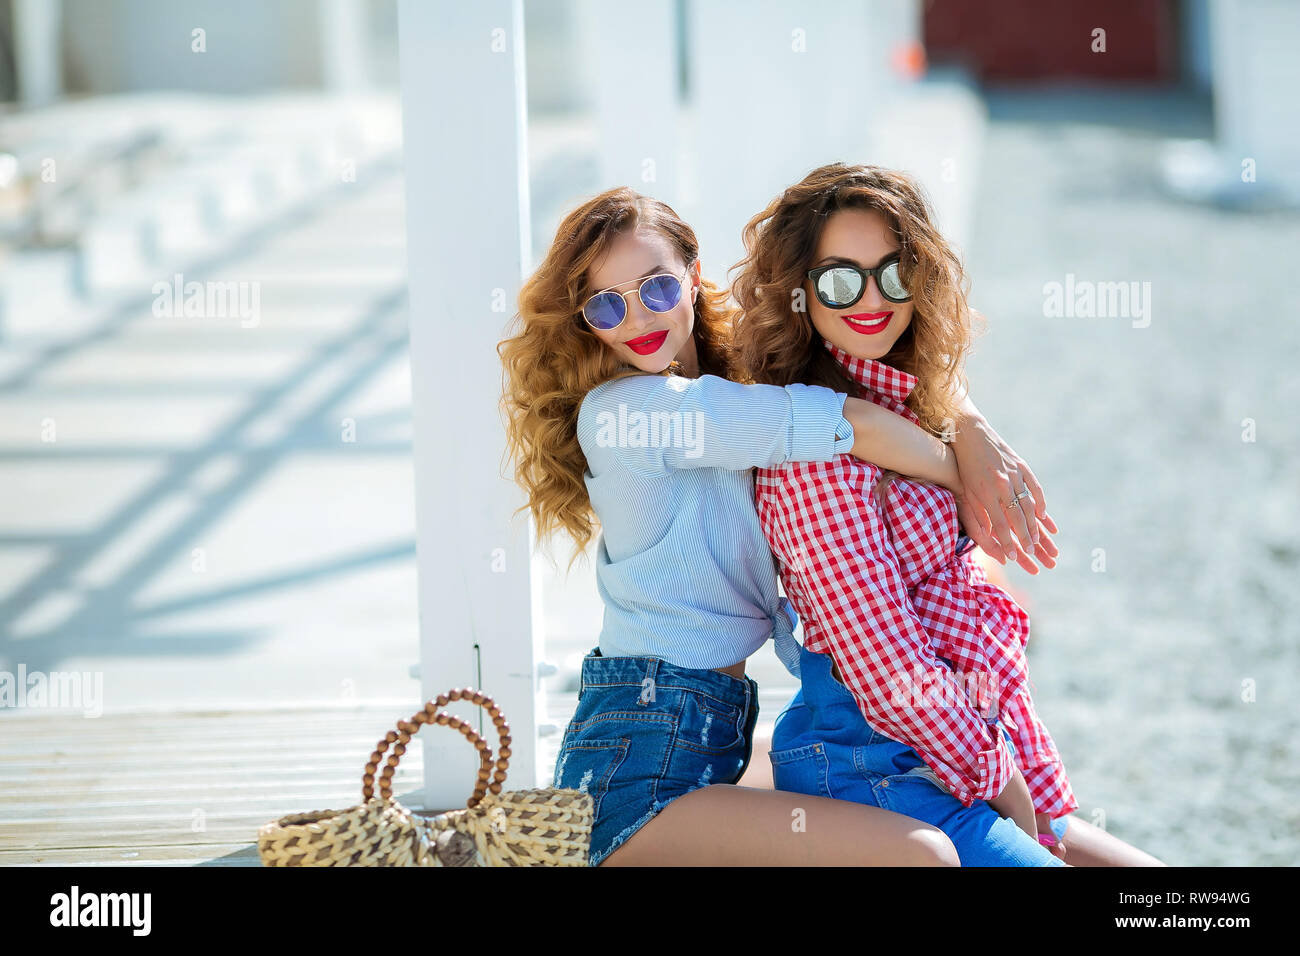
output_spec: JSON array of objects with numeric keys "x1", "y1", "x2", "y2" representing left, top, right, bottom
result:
[
  {"x1": 733, "y1": 162, "x2": 1163, "y2": 866},
  {"x1": 497, "y1": 184, "x2": 1048, "y2": 866}
]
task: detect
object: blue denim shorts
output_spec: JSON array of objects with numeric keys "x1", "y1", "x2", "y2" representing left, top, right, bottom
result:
[
  {"x1": 769, "y1": 642, "x2": 1068, "y2": 867},
  {"x1": 552, "y1": 648, "x2": 759, "y2": 867}
]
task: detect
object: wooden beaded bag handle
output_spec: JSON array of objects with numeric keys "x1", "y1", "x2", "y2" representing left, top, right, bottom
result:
[{"x1": 361, "y1": 687, "x2": 511, "y2": 808}]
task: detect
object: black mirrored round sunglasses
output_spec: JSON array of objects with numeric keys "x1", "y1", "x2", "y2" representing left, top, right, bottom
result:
[{"x1": 806, "y1": 256, "x2": 911, "y2": 309}]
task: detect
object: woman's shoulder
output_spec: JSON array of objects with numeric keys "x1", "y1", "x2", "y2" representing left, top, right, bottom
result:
[
  {"x1": 578, "y1": 372, "x2": 663, "y2": 432},
  {"x1": 576, "y1": 372, "x2": 676, "y2": 468},
  {"x1": 580, "y1": 370, "x2": 674, "y2": 410},
  {"x1": 581, "y1": 369, "x2": 736, "y2": 399},
  {"x1": 578, "y1": 371, "x2": 752, "y2": 427}
]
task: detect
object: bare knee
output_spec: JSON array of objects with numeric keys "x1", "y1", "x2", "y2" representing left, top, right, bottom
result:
[{"x1": 903, "y1": 827, "x2": 961, "y2": 867}]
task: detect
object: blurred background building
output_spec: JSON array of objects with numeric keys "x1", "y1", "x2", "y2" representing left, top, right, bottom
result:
[{"x1": 0, "y1": 0, "x2": 1295, "y2": 865}]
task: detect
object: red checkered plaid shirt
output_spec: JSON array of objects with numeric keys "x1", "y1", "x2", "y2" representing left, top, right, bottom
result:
[{"x1": 754, "y1": 340, "x2": 1077, "y2": 818}]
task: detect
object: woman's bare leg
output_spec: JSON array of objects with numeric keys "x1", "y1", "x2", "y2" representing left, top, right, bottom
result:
[
  {"x1": 1057, "y1": 815, "x2": 1166, "y2": 866},
  {"x1": 599, "y1": 783, "x2": 960, "y2": 866}
]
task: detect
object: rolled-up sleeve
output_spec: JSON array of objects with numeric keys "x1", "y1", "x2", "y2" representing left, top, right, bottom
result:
[
  {"x1": 787, "y1": 382, "x2": 856, "y2": 461},
  {"x1": 578, "y1": 373, "x2": 853, "y2": 477}
]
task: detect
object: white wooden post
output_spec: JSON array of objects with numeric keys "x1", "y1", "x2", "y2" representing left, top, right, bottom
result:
[
  {"x1": 321, "y1": 0, "x2": 369, "y2": 93},
  {"x1": 577, "y1": 0, "x2": 679, "y2": 205},
  {"x1": 13, "y1": 0, "x2": 62, "y2": 108},
  {"x1": 397, "y1": 0, "x2": 543, "y2": 807}
]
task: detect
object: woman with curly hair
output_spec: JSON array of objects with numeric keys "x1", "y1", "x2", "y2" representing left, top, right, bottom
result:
[
  {"x1": 732, "y1": 162, "x2": 1163, "y2": 866},
  {"x1": 497, "y1": 185, "x2": 1045, "y2": 866}
]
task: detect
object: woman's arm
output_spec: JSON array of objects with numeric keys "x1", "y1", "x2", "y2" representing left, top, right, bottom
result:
[
  {"x1": 842, "y1": 397, "x2": 959, "y2": 491},
  {"x1": 578, "y1": 372, "x2": 961, "y2": 481},
  {"x1": 577, "y1": 373, "x2": 851, "y2": 477}
]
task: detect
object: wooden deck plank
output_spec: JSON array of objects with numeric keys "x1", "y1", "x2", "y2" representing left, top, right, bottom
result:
[
  {"x1": 0, "y1": 752, "x2": 373, "y2": 771},
  {"x1": 0, "y1": 687, "x2": 792, "y2": 865},
  {"x1": 0, "y1": 843, "x2": 264, "y2": 866},
  {"x1": 0, "y1": 701, "x2": 435, "y2": 865}
]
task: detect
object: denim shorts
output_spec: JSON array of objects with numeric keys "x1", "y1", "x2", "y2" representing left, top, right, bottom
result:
[
  {"x1": 552, "y1": 648, "x2": 759, "y2": 867},
  {"x1": 769, "y1": 642, "x2": 1069, "y2": 867}
]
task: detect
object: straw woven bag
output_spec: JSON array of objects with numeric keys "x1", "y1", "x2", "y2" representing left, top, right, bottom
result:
[{"x1": 256, "y1": 688, "x2": 592, "y2": 866}]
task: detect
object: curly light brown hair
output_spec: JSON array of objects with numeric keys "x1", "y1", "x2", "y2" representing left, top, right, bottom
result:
[
  {"x1": 730, "y1": 163, "x2": 980, "y2": 439},
  {"x1": 498, "y1": 187, "x2": 737, "y2": 567}
]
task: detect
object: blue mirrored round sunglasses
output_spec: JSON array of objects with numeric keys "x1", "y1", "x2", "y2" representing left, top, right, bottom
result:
[{"x1": 581, "y1": 270, "x2": 687, "y2": 331}]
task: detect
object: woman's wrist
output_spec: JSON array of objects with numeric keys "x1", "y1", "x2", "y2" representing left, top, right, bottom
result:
[
  {"x1": 936, "y1": 442, "x2": 962, "y2": 494},
  {"x1": 952, "y1": 394, "x2": 985, "y2": 438}
]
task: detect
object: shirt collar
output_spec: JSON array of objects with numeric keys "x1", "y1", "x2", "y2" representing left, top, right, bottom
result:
[{"x1": 822, "y1": 338, "x2": 918, "y2": 404}]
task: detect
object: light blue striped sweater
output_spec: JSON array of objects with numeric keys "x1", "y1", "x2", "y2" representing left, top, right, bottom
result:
[{"x1": 575, "y1": 372, "x2": 855, "y2": 675}]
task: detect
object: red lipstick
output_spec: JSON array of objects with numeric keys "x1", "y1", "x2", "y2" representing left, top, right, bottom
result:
[
  {"x1": 625, "y1": 330, "x2": 669, "y2": 355},
  {"x1": 841, "y1": 311, "x2": 892, "y2": 335}
]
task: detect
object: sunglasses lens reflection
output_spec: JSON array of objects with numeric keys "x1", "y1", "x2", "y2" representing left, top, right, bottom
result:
[
  {"x1": 817, "y1": 268, "x2": 863, "y2": 307},
  {"x1": 879, "y1": 261, "x2": 909, "y2": 301},
  {"x1": 639, "y1": 274, "x2": 682, "y2": 313},
  {"x1": 584, "y1": 292, "x2": 626, "y2": 330}
]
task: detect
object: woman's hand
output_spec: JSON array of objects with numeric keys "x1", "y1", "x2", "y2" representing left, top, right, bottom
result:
[
  {"x1": 1035, "y1": 812, "x2": 1068, "y2": 861},
  {"x1": 950, "y1": 404, "x2": 1058, "y2": 574}
]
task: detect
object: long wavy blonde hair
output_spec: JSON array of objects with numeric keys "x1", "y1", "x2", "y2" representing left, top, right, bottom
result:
[
  {"x1": 498, "y1": 187, "x2": 737, "y2": 567},
  {"x1": 730, "y1": 163, "x2": 982, "y2": 502}
]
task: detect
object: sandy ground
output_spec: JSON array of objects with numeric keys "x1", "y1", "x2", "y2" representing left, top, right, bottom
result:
[{"x1": 950, "y1": 89, "x2": 1300, "y2": 865}]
